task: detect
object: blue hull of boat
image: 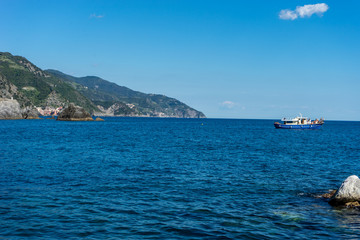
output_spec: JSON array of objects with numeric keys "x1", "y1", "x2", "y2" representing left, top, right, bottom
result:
[{"x1": 274, "y1": 123, "x2": 323, "y2": 129}]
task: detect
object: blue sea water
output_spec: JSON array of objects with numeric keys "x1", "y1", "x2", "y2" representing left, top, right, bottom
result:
[{"x1": 1, "y1": 118, "x2": 360, "y2": 239}]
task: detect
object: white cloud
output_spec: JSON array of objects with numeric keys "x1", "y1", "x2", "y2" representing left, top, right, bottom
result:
[
  {"x1": 296, "y1": 3, "x2": 329, "y2": 18},
  {"x1": 279, "y1": 3, "x2": 329, "y2": 20},
  {"x1": 279, "y1": 9, "x2": 298, "y2": 20},
  {"x1": 220, "y1": 101, "x2": 245, "y2": 110},
  {"x1": 90, "y1": 14, "x2": 105, "y2": 19},
  {"x1": 297, "y1": 3, "x2": 329, "y2": 18},
  {"x1": 221, "y1": 101, "x2": 236, "y2": 109}
]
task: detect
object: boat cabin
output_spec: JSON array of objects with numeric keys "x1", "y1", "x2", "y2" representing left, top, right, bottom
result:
[{"x1": 281, "y1": 116, "x2": 311, "y2": 125}]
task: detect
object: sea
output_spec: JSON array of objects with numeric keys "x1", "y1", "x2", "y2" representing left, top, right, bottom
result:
[{"x1": 1, "y1": 118, "x2": 360, "y2": 239}]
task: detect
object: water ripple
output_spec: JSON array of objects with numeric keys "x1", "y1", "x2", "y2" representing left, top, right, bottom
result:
[{"x1": 1, "y1": 119, "x2": 360, "y2": 239}]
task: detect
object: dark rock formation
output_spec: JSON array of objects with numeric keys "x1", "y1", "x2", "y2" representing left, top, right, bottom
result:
[
  {"x1": 0, "y1": 98, "x2": 22, "y2": 119},
  {"x1": 329, "y1": 175, "x2": 360, "y2": 207},
  {"x1": 57, "y1": 103, "x2": 93, "y2": 121}
]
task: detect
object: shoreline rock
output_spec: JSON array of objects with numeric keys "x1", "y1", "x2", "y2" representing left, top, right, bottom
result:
[
  {"x1": 57, "y1": 103, "x2": 93, "y2": 121},
  {"x1": 328, "y1": 175, "x2": 360, "y2": 207}
]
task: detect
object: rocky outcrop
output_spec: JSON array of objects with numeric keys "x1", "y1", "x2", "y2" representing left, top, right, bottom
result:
[
  {"x1": 57, "y1": 103, "x2": 93, "y2": 121},
  {"x1": 21, "y1": 107, "x2": 40, "y2": 119},
  {"x1": 329, "y1": 175, "x2": 360, "y2": 207},
  {"x1": 95, "y1": 117, "x2": 104, "y2": 121},
  {"x1": 0, "y1": 98, "x2": 22, "y2": 119}
]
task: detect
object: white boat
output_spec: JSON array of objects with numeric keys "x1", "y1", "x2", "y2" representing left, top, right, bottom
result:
[{"x1": 274, "y1": 114, "x2": 324, "y2": 129}]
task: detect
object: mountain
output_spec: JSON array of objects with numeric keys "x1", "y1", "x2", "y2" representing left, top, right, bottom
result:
[
  {"x1": 0, "y1": 52, "x2": 205, "y2": 118},
  {"x1": 46, "y1": 70, "x2": 205, "y2": 118},
  {"x1": 0, "y1": 52, "x2": 97, "y2": 112}
]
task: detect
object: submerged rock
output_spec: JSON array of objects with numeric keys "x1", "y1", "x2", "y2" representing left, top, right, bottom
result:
[
  {"x1": 0, "y1": 98, "x2": 22, "y2": 119},
  {"x1": 57, "y1": 103, "x2": 93, "y2": 121},
  {"x1": 329, "y1": 175, "x2": 360, "y2": 207},
  {"x1": 319, "y1": 189, "x2": 337, "y2": 199},
  {"x1": 345, "y1": 201, "x2": 360, "y2": 208}
]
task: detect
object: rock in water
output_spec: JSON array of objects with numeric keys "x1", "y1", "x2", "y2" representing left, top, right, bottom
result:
[
  {"x1": 95, "y1": 117, "x2": 104, "y2": 121},
  {"x1": 329, "y1": 175, "x2": 360, "y2": 206},
  {"x1": 0, "y1": 98, "x2": 22, "y2": 119},
  {"x1": 57, "y1": 103, "x2": 93, "y2": 121}
]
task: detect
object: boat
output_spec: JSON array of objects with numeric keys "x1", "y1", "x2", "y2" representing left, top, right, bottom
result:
[{"x1": 274, "y1": 114, "x2": 324, "y2": 129}]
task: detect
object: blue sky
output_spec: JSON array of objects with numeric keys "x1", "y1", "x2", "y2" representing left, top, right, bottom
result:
[{"x1": 1, "y1": 0, "x2": 359, "y2": 120}]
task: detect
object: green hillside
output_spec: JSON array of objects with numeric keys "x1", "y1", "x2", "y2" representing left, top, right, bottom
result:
[
  {"x1": 0, "y1": 52, "x2": 205, "y2": 118},
  {"x1": 0, "y1": 52, "x2": 97, "y2": 112},
  {"x1": 47, "y1": 70, "x2": 206, "y2": 118}
]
